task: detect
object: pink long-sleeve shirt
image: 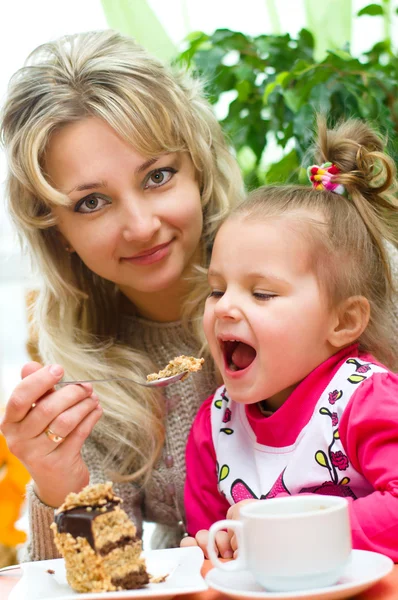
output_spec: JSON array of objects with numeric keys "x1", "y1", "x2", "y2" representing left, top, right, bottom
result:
[{"x1": 185, "y1": 345, "x2": 398, "y2": 561}]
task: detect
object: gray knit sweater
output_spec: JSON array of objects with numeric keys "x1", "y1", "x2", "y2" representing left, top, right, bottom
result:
[{"x1": 25, "y1": 316, "x2": 218, "y2": 561}]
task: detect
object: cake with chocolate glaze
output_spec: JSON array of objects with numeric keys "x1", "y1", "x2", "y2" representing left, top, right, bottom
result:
[
  {"x1": 147, "y1": 355, "x2": 204, "y2": 382},
  {"x1": 51, "y1": 482, "x2": 149, "y2": 593}
]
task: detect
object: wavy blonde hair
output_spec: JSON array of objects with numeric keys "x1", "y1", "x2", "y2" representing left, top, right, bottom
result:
[
  {"x1": 1, "y1": 30, "x2": 243, "y2": 481},
  {"x1": 232, "y1": 117, "x2": 398, "y2": 369}
]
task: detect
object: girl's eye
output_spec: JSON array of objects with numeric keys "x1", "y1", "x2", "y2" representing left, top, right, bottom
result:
[
  {"x1": 144, "y1": 168, "x2": 177, "y2": 189},
  {"x1": 74, "y1": 194, "x2": 110, "y2": 214},
  {"x1": 208, "y1": 290, "x2": 224, "y2": 298},
  {"x1": 253, "y1": 292, "x2": 276, "y2": 301}
]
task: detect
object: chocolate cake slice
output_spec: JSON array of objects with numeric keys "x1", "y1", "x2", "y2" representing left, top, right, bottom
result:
[{"x1": 51, "y1": 482, "x2": 149, "y2": 593}]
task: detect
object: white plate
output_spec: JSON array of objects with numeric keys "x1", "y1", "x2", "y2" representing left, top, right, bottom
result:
[
  {"x1": 9, "y1": 546, "x2": 207, "y2": 600},
  {"x1": 205, "y1": 549, "x2": 393, "y2": 600}
]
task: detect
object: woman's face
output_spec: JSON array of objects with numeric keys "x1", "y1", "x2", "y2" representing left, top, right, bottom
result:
[{"x1": 45, "y1": 117, "x2": 203, "y2": 307}]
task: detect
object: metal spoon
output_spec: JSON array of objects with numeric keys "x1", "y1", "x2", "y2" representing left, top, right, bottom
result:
[{"x1": 58, "y1": 371, "x2": 188, "y2": 388}]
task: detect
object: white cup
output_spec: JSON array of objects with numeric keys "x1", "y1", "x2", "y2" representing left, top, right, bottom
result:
[{"x1": 207, "y1": 495, "x2": 352, "y2": 592}]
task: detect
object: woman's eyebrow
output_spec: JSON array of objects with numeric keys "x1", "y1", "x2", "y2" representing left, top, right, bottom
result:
[
  {"x1": 135, "y1": 156, "x2": 160, "y2": 174},
  {"x1": 67, "y1": 180, "x2": 107, "y2": 194},
  {"x1": 66, "y1": 156, "x2": 168, "y2": 194}
]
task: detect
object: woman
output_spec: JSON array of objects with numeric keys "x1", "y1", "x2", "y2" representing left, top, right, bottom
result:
[{"x1": 0, "y1": 29, "x2": 243, "y2": 559}]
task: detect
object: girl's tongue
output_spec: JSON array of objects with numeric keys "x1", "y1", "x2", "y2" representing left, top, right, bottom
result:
[{"x1": 230, "y1": 342, "x2": 256, "y2": 370}]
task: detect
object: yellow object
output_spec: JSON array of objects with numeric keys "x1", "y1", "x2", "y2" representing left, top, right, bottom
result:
[{"x1": 0, "y1": 434, "x2": 30, "y2": 547}]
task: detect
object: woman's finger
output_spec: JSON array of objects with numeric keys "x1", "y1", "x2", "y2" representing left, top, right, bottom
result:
[
  {"x1": 21, "y1": 361, "x2": 43, "y2": 379},
  {"x1": 37, "y1": 395, "x2": 100, "y2": 451},
  {"x1": 50, "y1": 403, "x2": 103, "y2": 457},
  {"x1": 18, "y1": 384, "x2": 96, "y2": 440},
  {"x1": 3, "y1": 395, "x2": 100, "y2": 467},
  {"x1": 2, "y1": 364, "x2": 65, "y2": 424}
]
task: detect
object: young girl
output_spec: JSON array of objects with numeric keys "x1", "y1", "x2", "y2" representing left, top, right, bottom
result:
[
  {"x1": 183, "y1": 118, "x2": 398, "y2": 561},
  {"x1": 0, "y1": 29, "x2": 243, "y2": 558}
]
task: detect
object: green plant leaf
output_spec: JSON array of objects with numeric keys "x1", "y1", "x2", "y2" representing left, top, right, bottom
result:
[
  {"x1": 177, "y1": 22, "x2": 398, "y2": 185},
  {"x1": 211, "y1": 29, "x2": 250, "y2": 50},
  {"x1": 329, "y1": 49, "x2": 355, "y2": 62},
  {"x1": 297, "y1": 28, "x2": 315, "y2": 52},
  {"x1": 265, "y1": 149, "x2": 299, "y2": 184},
  {"x1": 357, "y1": 3, "x2": 384, "y2": 16},
  {"x1": 263, "y1": 81, "x2": 278, "y2": 104}
]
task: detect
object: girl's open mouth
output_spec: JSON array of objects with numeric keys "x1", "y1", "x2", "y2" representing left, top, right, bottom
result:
[{"x1": 221, "y1": 340, "x2": 257, "y2": 372}]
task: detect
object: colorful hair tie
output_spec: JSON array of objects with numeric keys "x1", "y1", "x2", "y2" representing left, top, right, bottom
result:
[{"x1": 307, "y1": 162, "x2": 346, "y2": 196}]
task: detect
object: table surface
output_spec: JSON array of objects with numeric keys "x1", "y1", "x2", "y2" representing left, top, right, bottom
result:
[{"x1": 1, "y1": 560, "x2": 398, "y2": 599}]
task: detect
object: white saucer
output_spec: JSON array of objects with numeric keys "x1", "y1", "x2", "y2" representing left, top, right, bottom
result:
[{"x1": 205, "y1": 549, "x2": 393, "y2": 600}]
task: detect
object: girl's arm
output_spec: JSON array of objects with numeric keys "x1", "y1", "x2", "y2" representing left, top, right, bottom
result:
[
  {"x1": 339, "y1": 371, "x2": 398, "y2": 561},
  {"x1": 184, "y1": 394, "x2": 230, "y2": 536}
]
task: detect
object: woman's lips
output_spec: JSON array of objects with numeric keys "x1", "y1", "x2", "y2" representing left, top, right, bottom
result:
[{"x1": 122, "y1": 240, "x2": 173, "y2": 266}]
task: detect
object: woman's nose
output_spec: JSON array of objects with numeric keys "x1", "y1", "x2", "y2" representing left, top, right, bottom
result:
[{"x1": 121, "y1": 201, "x2": 161, "y2": 243}]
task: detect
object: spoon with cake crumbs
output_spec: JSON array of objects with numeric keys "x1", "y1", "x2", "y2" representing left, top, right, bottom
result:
[
  {"x1": 57, "y1": 356, "x2": 203, "y2": 389},
  {"x1": 58, "y1": 371, "x2": 189, "y2": 388}
]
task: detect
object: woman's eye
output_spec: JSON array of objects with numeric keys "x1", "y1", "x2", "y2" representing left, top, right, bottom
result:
[
  {"x1": 253, "y1": 292, "x2": 276, "y2": 300},
  {"x1": 145, "y1": 168, "x2": 177, "y2": 189},
  {"x1": 208, "y1": 290, "x2": 224, "y2": 298},
  {"x1": 74, "y1": 194, "x2": 110, "y2": 214}
]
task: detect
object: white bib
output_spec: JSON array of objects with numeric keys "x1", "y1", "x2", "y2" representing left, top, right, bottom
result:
[{"x1": 211, "y1": 357, "x2": 384, "y2": 504}]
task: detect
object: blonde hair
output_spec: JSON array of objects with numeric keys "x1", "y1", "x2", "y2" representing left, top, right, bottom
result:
[
  {"x1": 1, "y1": 30, "x2": 243, "y2": 481},
  {"x1": 231, "y1": 117, "x2": 398, "y2": 369}
]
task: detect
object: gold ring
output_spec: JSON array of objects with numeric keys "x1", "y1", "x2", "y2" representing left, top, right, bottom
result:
[{"x1": 44, "y1": 428, "x2": 65, "y2": 444}]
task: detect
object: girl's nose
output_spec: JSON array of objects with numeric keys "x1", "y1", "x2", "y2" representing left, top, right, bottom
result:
[
  {"x1": 214, "y1": 292, "x2": 241, "y2": 321},
  {"x1": 121, "y1": 201, "x2": 161, "y2": 243}
]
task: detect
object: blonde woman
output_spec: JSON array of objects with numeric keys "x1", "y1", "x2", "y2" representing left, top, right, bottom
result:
[{"x1": 0, "y1": 30, "x2": 243, "y2": 560}]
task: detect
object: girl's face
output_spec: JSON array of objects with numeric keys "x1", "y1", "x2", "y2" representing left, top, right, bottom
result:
[
  {"x1": 203, "y1": 216, "x2": 339, "y2": 410},
  {"x1": 46, "y1": 117, "x2": 203, "y2": 311}
]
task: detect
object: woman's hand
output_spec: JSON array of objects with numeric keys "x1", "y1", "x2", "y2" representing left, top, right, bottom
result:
[
  {"x1": 0, "y1": 361, "x2": 103, "y2": 508},
  {"x1": 180, "y1": 530, "x2": 233, "y2": 559}
]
